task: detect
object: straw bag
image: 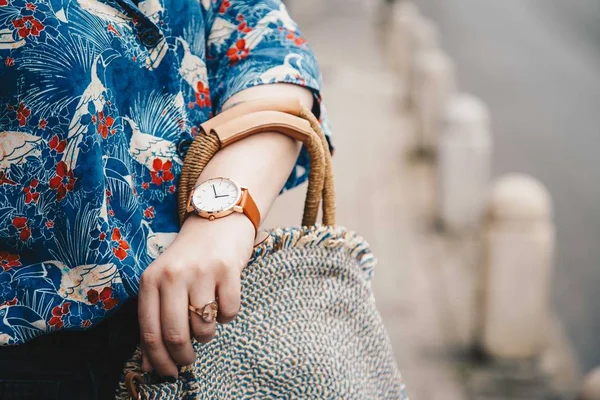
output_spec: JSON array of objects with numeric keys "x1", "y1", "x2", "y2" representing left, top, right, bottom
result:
[{"x1": 117, "y1": 98, "x2": 407, "y2": 400}]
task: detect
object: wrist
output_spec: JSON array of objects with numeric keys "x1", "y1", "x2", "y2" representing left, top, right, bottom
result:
[{"x1": 180, "y1": 211, "x2": 255, "y2": 239}]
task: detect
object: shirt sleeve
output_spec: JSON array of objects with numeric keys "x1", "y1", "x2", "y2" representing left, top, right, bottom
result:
[{"x1": 205, "y1": 0, "x2": 333, "y2": 192}]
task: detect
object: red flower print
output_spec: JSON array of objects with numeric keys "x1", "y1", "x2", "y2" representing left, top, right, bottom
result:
[
  {"x1": 144, "y1": 206, "x2": 155, "y2": 219},
  {"x1": 168, "y1": 185, "x2": 176, "y2": 194},
  {"x1": 141, "y1": 182, "x2": 149, "y2": 190},
  {"x1": 111, "y1": 228, "x2": 130, "y2": 261},
  {"x1": 12, "y1": 15, "x2": 45, "y2": 39},
  {"x1": 0, "y1": 171, "x2": 17, "y2": 186},
  {"x1": 25, "y1": 2, "x2": 35, "y2": 10},
  {"x1": 99, "y1": 231, "x2": 106, "y2": 241},
  {"x1": 48, "y1": 317, "x2": 63, "y2": 329},
  {"x1": 107, "y1": 23, "x2": 120, "y2": 36},
  {"x1": 194, "y1": 82, "x2": 212, "y2": 108},
  {"x1": 81, "y1": 320, "x2": 91, "y2": 328},
  {"x1": 45, "y1": 220, "x2": 54, "y2": 229},
  {"x1": 0, "y1": 252, "x2": 21, "y2": 271},
  {"x1": 87, "y1": 287, "x2": 118, "y2": 309},
  {"x1": 94, "y1": 111, "x2": 116, "y2": 139},
  {"x1": 5, "y1": 57, "x2": 14, "y2": 67},
  {"x1": 237, "y1": 17, "x2": 251, "y2": 34},
  {"x1": 49, "y1": 134, "x2": 66, "y2": 153},
  {"x1": 286, "y1": 31, "x2": 306, "y2": 46},
  {"x1": 22, "y1": 178, "x2": 40, "y2": 204},
  {"x1": 0, "y1": 0, "x2": 8, "y2": 6},
  {"x1": 12, "y1": 217, "x2": 31, "y2": 241},
  {"x1": 12, "y1": 217, "x2": 26, "y2": 229},
  {"x1": 100, "y1": 287, "x2": 118, "y2": 310},
  {"x1": 87, "y1": 289, "x2": 99, "y2": 304},
  {"x1": 1, "y1": 298, "x2": 18, "y2": 307},
  {"x1": 219, "y1": 0, "x2": 230, "y2": 13},
  {"x1": 100, "y1": 287, "x2": 113, "y2": 301},
  {"x1": 150, "y1": 159, "x2": 174, "y2": 186},
  {"x1": 49, "y1": 302, "x2": 70, "y2": 330},
  {"x1": 226, "y1": 39, "x2": 250, "y2": 66},
  {"x1": 103, "y1": 297, "x2": 119, "y2": 310},
  {"x1": 49, "y1": 161, "x2": 76, "y2": 201},
  {"x1": 39, "y1": 119, "x2": 47, "y2": 129},
  {"x1": 16, "y1": 103, "x2": 30, "y2": 127}
]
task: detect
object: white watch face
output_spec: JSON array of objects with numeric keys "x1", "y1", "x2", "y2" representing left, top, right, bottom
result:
[{"x1": 192, "y1": 178, "x2": 241, "y2": 213}]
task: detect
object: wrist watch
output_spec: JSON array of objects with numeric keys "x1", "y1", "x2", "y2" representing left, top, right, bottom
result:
[{"x1": 186, "y1": 177, "x2": 260, "y2": 235}]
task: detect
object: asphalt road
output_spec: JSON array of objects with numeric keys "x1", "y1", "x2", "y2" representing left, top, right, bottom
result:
[{"x1": 415, "y1": 0, "x2": 600, "y2": 372}]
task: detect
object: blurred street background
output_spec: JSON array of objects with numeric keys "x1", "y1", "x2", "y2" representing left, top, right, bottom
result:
[
  {"x1": 265, "y1": 0, "x2": 600, "y2": 398},
  {"x1": 415, "y1": 0, "x2": 600, "y2": 374}
]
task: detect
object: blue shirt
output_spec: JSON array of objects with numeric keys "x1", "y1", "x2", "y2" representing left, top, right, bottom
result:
[{"x1": 0, "y1": 0, "x2": 330, "y2": 345}]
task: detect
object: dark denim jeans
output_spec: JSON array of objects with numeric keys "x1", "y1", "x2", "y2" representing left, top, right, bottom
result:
[{"x1": 0, "y1": 300, "x2": 139, "y2": 400}]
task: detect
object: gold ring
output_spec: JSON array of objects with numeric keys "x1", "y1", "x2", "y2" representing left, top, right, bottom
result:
[{"x1": 189, "y1": 300, "x2": 218, "y2": 323}]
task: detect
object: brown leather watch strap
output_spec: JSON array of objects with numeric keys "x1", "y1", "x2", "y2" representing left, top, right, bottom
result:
[{"x1": 239, "y1": 188, "x2": 260, "y2": 234}]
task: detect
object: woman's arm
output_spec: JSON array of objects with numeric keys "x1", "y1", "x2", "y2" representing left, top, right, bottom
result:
[{"x1": 138, "y1": 83, "x2": 313, "y2": 378}]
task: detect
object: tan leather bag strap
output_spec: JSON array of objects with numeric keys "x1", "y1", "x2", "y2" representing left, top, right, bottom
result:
[{"x1": 177, "y1": 97, "x2": 335, "y2": 227}]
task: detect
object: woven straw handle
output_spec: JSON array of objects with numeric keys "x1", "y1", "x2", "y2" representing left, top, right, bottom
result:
[{"x1": 177, "y1": 100, "x2": 335, "y2": 227}]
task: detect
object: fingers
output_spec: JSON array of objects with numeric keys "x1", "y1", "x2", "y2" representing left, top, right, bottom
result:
[
  {"x1": 159, "y1": 272, "x2": 196, "y2": 367},
  {"x1": 139, "y1": 252, "x2": 245, "y2": 378},
  {"x1": 138, "y1": 273, "x2": 178, "y2": 378},
  {"x1": 216, "y1": 271, "x2": 241, "y2": 324},
  {"x1": 189, "y1": 279, "x2": 218, "y2": 343}
]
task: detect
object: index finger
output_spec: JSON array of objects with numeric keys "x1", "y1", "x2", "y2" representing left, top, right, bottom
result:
[{"x1": 138, "y1": 275, "x2": 179, "y2": 378}]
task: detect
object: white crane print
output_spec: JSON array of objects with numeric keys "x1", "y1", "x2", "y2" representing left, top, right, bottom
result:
[
  {"x1": 141, "y1": 220, "x2": 177, "y2": 259},
  {"x1": 138, "y1": 0, "x2": 163, "y2": 24},
  {"x1": 0, "y1": 28, "x2": 25, "y2": 50},
  {"x1": 63, "y1": 55, "x2": 107, "y2": 170},
  {"x1": 138, "y1": 0, "x2": 168, "y2": 70},
  {"x1": 77, "y1": 0, "x2": 131, "y2": 24},
  {"x1": 244, "y1": 4, "x2": 298, "y2": 49},
  {"x1": 62, "y1": 50, "x2": 118, "y2": 170},
  {"x1": 207, "y1": 5, "x2": 298, "y2": 57},
  {"x1": 208, "y1": 17, "x2": 237, "y2": 47},
  {"x1": 123, "y1": 117, "x2": 182, "y2": 171},
  {"x1": 0, "y1": 132, "x2": 42, "y2": 169},
  {"x1": 259, "y1": 53, "x2": 304, "y2": 83},
  {"x1": 43, "y1": 261, "x2": 121, "y2": 304},
  {"x1": 175, "y1": 37, "x2": 208, "y2": 93}
]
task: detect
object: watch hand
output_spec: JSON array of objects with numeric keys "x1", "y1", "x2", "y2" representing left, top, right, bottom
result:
[
  {"x1": 212, "y1": 185, "x2": 217, "y2": 197},
  {"x1": 215, "y1": 194, "x2": 230, "y2": 198}
]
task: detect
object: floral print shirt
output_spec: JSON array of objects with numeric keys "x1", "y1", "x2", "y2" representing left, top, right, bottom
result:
[{"x1": 0, "y1": 0, "x2": 329, "y2": 345}]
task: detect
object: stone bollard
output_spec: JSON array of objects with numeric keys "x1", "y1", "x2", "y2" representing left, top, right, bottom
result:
[
  {"x1": 437, "y1": 94, "x2": 491, "y2": 232},
  {"x1": 387, "y1": 1, "x2": 420, "y2": 84},
  {"x1": 579, "y1": 367, "x2": 600, "y2": 400},
  {"x1": 411, "y1": 48, "x2": 457, "y2": 154},
  {"x1": 482, "y1": 174, "x2": 554, "y2": 359},
  {"x1": 407, "y1": 16, "x2": 440, "y2": 106}
]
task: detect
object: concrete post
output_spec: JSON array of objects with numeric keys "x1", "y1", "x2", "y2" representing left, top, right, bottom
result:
[
  {"x1": 579, "y1": 367, "x2": 600, "y2": 400},
  {"x1": 438, "y1": 93, "x2": 491, "y2": 232},
  {"x1": 387, "y1": 1, "x2": 420, "y2": 83},
  {"x1": 412, "y1": 49, "x2": 457, "y2": 152},
  {"x1": 482, "y1": 174, "x2": 554, "y2": 359},
  {"x1": 407, "y1": 17, "x2": 440, "y2": 106}
]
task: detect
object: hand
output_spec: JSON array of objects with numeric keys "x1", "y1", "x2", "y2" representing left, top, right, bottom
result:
[{"x1": 138, "y1": 213, "x2": 255, "y2": 378}]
